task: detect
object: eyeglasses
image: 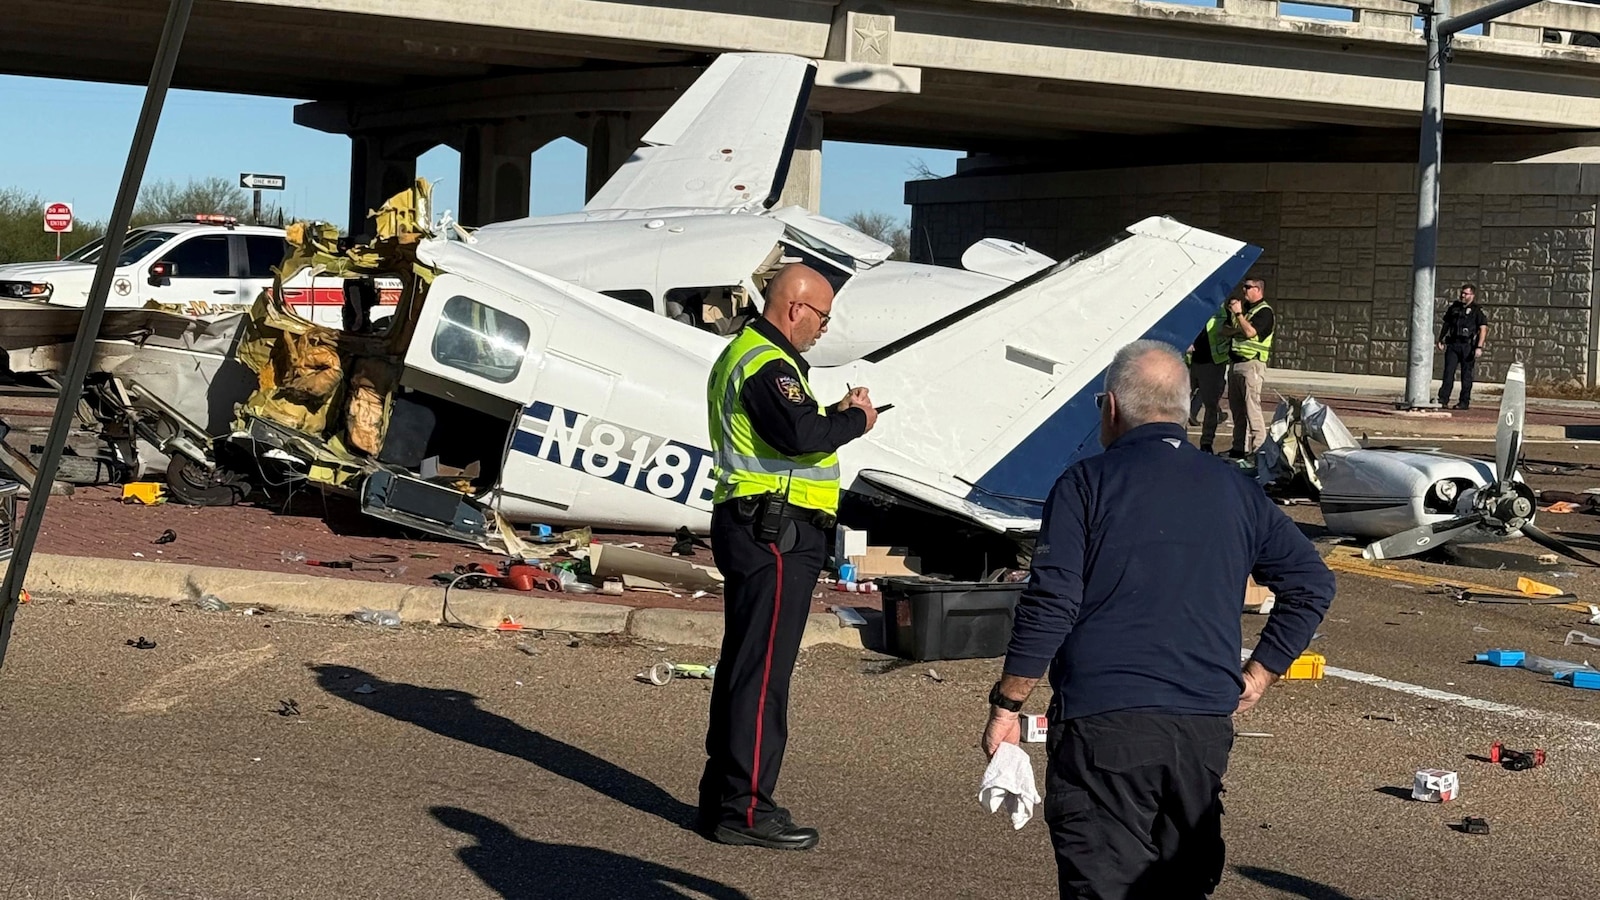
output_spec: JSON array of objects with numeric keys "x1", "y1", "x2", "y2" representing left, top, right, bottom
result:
[
  {"x1": 1094, "y1": 392, "x2": 1109, "y2": 410},
  {"x1": 796, "y1": 301, "x2": 832, "y2": 327}
]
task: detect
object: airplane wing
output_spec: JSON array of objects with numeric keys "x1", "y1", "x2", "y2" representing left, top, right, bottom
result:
[
  {"x1": 585, "y1": 54, "x2": 816, "y2": 213},
  {"x1": 825, "y1": 217, "x2": 1261, "y2": 533}
]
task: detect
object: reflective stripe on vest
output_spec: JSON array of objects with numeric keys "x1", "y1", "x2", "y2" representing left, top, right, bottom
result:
[
  {"x1": 1231, "y1": 301, "x2": 1273, "y2": 362},
  {"x1": 706, "y1": 328, "x2": 842, "y2": 514}
]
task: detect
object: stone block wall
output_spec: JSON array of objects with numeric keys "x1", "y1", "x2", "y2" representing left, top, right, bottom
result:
[{"x1": 906, "y1": 163, "x2": 1599, "y2": 383}]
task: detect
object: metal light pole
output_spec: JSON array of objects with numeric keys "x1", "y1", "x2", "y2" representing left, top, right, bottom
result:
[
  {"x1": 0, "y1": 0, "x2": 195, "y2": 669},
  {"x1": 1405, "y1": 0, "x2": 1600, "y2": 407},
  {"x1": 1405, "y1": 0, "x2": 1451, "y2": 409}
]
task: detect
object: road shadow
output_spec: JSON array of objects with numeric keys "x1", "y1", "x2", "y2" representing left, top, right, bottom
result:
[
  {"x1": 312, "y1": 665, "x2": 695, "y2": 828},
  {"x1": 434, "y1": 806, "x2": 750, "y2": 900},
  {"x1": 1372, "y1": 785, "x2": 1415, "y2": 802},
  {"x1": 1234, "y1": 866, "x2": 1358, "y2": 900}
]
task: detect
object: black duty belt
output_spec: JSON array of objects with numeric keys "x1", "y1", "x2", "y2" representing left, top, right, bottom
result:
[{"x1": 782, "y1": 503, "x2": 836, "y2": 532}]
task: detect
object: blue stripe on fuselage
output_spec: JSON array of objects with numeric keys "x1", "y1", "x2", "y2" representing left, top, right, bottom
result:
[{"x1": 968, "y1": 244, "x2": 1262, "y2": 508}]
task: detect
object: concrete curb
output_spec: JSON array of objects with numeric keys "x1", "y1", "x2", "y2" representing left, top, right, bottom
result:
[{"x1": 11, "y1": 553, "x2": 865, "y2": 650}]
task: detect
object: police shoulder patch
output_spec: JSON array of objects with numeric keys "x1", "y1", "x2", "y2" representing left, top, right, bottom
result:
[{"x1": 775, "y1": 374, "x2": 806, "y2": 405}]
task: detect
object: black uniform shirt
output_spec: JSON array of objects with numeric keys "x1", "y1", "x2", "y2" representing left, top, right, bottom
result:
[
  {"x1": 1440, "y1": 302, "x2": 1488, "y2": 346},
  {"x1": 738, "y1": 317, "x2": 867, "y2": 457}
]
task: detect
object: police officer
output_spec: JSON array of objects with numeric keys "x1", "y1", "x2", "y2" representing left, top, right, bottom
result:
[
  {"x1": 1187, "y1": 303, "x2": 1232, "y2": 453},
  {"x1": 699, "y1": 264, "x2": 877, "y2": 850},
  {"x1": 1225, "y1": 278, "x2": 1274, "y2": 459},
  {"x1": 1437, "y1": 283, "x2": 1488, "y2": 410}
]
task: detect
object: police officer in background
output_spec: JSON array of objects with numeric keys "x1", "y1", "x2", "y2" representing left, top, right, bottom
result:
[
  {"x1": 1225, "y1": 278, "x2": 1274, "y2": 459},
  {"x1": 1437, "y1": 282, "x2": 1489, "y2": 410},
  {"x1": 1186, "y1": 303, "x2": 1232, "y2": 453},
  {"x1": 699, "y1": 263, "x2": 877, "y2": 851}
]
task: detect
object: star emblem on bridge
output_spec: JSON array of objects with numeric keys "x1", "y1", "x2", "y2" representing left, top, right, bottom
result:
[{"x1": 854, "y1": 22, "x2": 889, "y2": 60}]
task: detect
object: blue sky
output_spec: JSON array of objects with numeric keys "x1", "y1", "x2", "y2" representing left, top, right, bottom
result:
[{"x1": 0, "y1": 74, "x2": 959, "y2": 230}]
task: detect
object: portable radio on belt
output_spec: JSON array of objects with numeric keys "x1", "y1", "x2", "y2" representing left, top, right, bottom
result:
[{"x1": 756, "y1": 475, "x2": 794, "y2": 543}]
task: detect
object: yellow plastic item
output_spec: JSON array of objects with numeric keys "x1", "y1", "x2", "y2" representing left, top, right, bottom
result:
[
  {"x1": 1284, "y1": 652, "x2": 1325, "y2": 681},
  {"x1": 1517, "y1": 577, "x2": 1563, "y2": 598},
  {"x1": 121, "y1": 482, "x2": 166, "y2": 506}
]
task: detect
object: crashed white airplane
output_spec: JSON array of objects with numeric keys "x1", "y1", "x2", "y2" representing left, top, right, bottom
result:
[
  {"x1": 0, "y1": 182, "x2": 1258, "y2": 549},
  {"x1": 1260, "y1": 365, "x2": 1596, "y2": 565},
  {"x1": 465, "y1": 53, "x2": 1056, "y2": 366}
]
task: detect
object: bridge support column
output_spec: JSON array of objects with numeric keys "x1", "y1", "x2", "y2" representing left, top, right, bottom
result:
[
  {"x1": 584, "y1": 112, "x2": 650, "y2": 201},
  {"x1": 460, "y1": 120, "x2": 546, "y2": 227},
  {"x1": 777, "y1": 114, "x2": 824, "y2": 212},
  {"x1": 349, "y1": 135, "x2": 418, "y2": 239}
]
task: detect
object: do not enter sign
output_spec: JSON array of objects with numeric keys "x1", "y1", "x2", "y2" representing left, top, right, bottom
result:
[{"x1": 43, "y1": 203, "x2": 73, "y2": 234}]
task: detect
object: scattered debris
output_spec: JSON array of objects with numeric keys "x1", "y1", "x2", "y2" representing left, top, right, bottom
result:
[
  {"x1": 832, "y1": 606, "x2": 869, "y2": 628},
  {"x1": 1472, "y1": 625, "x2": 1493, "y2": 633},
  {"x1": 601, "y1": 579, "x2": 624, "y2": 596},
  {"x1": 638, "y1": 662, "x2": 716, "y2": 685},
  {"x1": 1284, "y1": 652, "x2": 1325, "y2": 680},
  {"x1": 276, "y1": 699, "x2": 301, "y2": 717},
  {"x1": 590, "y1": 543, "x2": 723, "y2": 593},
  {"x1": 1236, "y1": 731, "x2": 1274, "y2": 738},
  {"x1": 1555, "y1": 669, "x2": 1600, "y2": 690},
  {"x1": 131, "y1": 551, "x2": 144, "y2": 558},
  {"x1": 670, "y1": 525, "x2": 711, "y2": 557},
  {"x1": 1538, "y1": 553, "x2": 1561, "y2": 565},
  {"x1": 1564, "y1": 630, "x2": 1600, "y2": 648},
  {"x1": 124, "y1": 637, "x2": 156, "y2": 650},
  {"x1": 515, "y1": 643, "x2": 537, "y2": 656},
  {"x1": 121, "y1": 482, "x2": 165, "y2": 505},
  {"x1": 242, "y1": 607, "x2": 267, "y2": 616},
  {"x1": 926, "y1": 668, "x2": 944, "y2": 683},
  {"x1": 1363, "y1": 714, "x2": 1398, "y2": 723},
  {"x1": 833, "y1": 581, "x2": 879, "y2": 593},
  {"x1": 1021, "y1": 714, "x2": 1048, "y2": 742},
  {"x1": 1517, "y1": 577, "x2": 1564, "y2": 598},
  {"x1": 1543, "y1": 501, "x2": 1581, "y2": 514},
  {"x1": 1412, "y1": 769, "x2": 1459, "y2": 803},
  {"x1": 411, "y1": 552, "x2": 440, "y2": 560},
  {"x1": 195, "y1": 594, "x2": 229, "y2": 612},
  {"x1": 1488, "y1": 742, "x2": 1545, "y2": 771},
  {"x1": 352, "y1": 683, "x2": 377, "y2": 695},
  {"x1": 1589, "y1": 603, "x2": 1600, "y2": 625},
  {"x1": 349, "y1": 608, "x2": 401, "y2": 627},
  {"x1": 1455, "y1": 816, "x2": 1491, "y2": 835},
  {"x1": 153, "y1": 529, "x2": 177, "y2": 545}
]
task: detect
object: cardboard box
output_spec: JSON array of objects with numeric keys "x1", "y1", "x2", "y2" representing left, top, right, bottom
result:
[
  {"x1": 835, "y1": 525, "x2": 869, "y2": 563},
  {"x1": 1412, "y1": 769, "x2": 1459, "y2": 803},
  {"x1": 1243, "y1": 576, "x2": 1275, "y2": 613},
  {"x1": 1021, "y1": 714, "x2": 1048, "y2": 743},
  {"x1": 853, "y1": 545, "x2": 922, "y2": 578}
]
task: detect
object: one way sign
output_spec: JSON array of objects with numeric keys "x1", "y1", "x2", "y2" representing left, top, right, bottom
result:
[{"x1": 239, "y1": 173, "x2": 286, "y2": 190}]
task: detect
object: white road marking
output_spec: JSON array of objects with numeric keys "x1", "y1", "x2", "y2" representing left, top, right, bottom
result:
[{"x1": 1242, "y1": 649, "x2": 1600, "y2": 734}]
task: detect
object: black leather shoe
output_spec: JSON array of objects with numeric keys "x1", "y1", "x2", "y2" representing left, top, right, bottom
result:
[
  {"x1": 1200, "y1": 443, "x2": 1214, "y2": 453},
  {"x1": 1455, "y1": 403, "x2": 1470, "y2": 410},
  {"x1": 711, "y1": 818, "x2": 820, "y2": 851}
]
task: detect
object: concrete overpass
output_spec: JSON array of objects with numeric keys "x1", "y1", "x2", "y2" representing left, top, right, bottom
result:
[{"x1": 13, "y1": 0, "x2": 1600, "y2": 225}]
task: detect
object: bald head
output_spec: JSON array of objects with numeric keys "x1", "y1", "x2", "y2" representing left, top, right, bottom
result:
[
  {"x1": 763, "y1": 264, "x2": 836, "y2": 353},
  {"x1": 1100, "y1": 340, "x2": 1190, "y2": 445}
]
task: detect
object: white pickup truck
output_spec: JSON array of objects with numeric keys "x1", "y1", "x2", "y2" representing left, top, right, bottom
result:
[{"x1": 0, "y1": 216, "x2": 397, "y2": 329}]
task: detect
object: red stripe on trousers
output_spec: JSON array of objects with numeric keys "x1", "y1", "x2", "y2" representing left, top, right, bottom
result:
[{"x1": 748, "y1": 542, "x2": 784, "y2": 828}]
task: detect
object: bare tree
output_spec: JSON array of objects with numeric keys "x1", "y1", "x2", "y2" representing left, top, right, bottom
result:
[
  {"x1": 843, "y1": 210, "x2": 911, "y2": 261},
  {"x1": 132, "y1": 176, "x2": 280, "y2": 226},
  {"x1": 905, "y1": 157, "x2": 947, "y2": 182}
]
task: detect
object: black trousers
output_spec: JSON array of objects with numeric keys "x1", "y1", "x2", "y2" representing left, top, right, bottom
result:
[
  {"x1": 1439, "y1": 342, "x2": 1476, "y2": 408},
  {"x1": 699, "y1": 500, "x2": 827, "y2": 829},
  {"x1": 1045, "y1": 711, "x2": 1234, "y2": 900}
]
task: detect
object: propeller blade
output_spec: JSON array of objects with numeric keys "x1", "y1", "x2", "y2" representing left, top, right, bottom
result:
[
  {"x1": 1520, "y1": 522, "x2": 1600, "y2": 567},
  {"x1": 1363, "y1": 516, "x2": 1482, "y2": 561},
  {"x1": 1495, "y1": 362, "x2": 1526, "y2": 485}
]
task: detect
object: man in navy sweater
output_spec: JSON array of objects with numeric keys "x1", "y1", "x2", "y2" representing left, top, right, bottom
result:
[{"x1": 981, "y1": 340, "x2": 1334, "y2": 900}]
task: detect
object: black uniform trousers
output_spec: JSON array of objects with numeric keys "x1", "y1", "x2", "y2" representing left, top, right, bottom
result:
[
  {"x1": 1439, "y1": 342, "x2": 1477, "y2": 408},
  {"x1": 699, "y1": 500, "x2": 828, "y2": 829},
  {"x1": 1045, "y1": 711, "x2": 1234, "y2": 900}
]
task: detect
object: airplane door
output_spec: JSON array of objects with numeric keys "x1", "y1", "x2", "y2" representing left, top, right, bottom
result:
[{"x1": 402, "y1": 273, "x2": 551, "y2": 417}]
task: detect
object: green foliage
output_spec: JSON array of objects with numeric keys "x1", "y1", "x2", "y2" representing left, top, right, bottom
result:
[
  {"x1": 0, "y1": 188, "x2": 107, "y2": 264},
  {"x1": 843, "y1": 210, "x2": 910, "y2": 262},
  {"x1": 0, "y1": 177, "x2": 288, "y2": 264}
]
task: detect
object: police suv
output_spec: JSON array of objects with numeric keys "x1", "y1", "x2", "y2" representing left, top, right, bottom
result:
[{"x1": 0, "y1": 215, "x2": 395, "y2": 329}]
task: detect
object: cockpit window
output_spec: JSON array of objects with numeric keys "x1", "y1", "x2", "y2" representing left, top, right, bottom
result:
[
  {"x1": 777, "y1": 241, "x2": 852, "y2": 294},
  {"x1": 431, "y1": 295, "x2": 530, "y2": 384}
]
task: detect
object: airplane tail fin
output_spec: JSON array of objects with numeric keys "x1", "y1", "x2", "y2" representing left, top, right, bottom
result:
[
  {"x1": 584, "y1": 54, "x2": 815, "y2": 213},
  {"x1": 845, "y1": 217, "x2": 1260, "y2": 523}
]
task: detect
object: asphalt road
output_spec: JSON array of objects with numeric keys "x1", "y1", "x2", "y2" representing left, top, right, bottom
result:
[{"x1": 5, "y1": 438, "x2": 1600, "y2": 899}]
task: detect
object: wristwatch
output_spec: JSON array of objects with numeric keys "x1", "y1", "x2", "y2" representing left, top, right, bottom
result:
[{"x1": 988, "y1": 681, "x2": 1024, "y2": 713}]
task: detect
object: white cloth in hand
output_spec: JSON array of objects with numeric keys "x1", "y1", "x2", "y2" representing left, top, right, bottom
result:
[{"x1": 979, "y1": 742, "x2": 1041, "y2": 830}]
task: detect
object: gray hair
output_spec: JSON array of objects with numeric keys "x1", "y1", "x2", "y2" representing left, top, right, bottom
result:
[{"x1": 1104, "y1": 340, "x2": 1190, "y2": 427}]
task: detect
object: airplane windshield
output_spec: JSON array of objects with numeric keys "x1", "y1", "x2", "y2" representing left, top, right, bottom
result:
[
  {"x1": 778, "y1": 241, "x2": 852, "y2": 294},
  {"x1": 63, "y1": 230, "x2": 180, "y2": 267}
]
